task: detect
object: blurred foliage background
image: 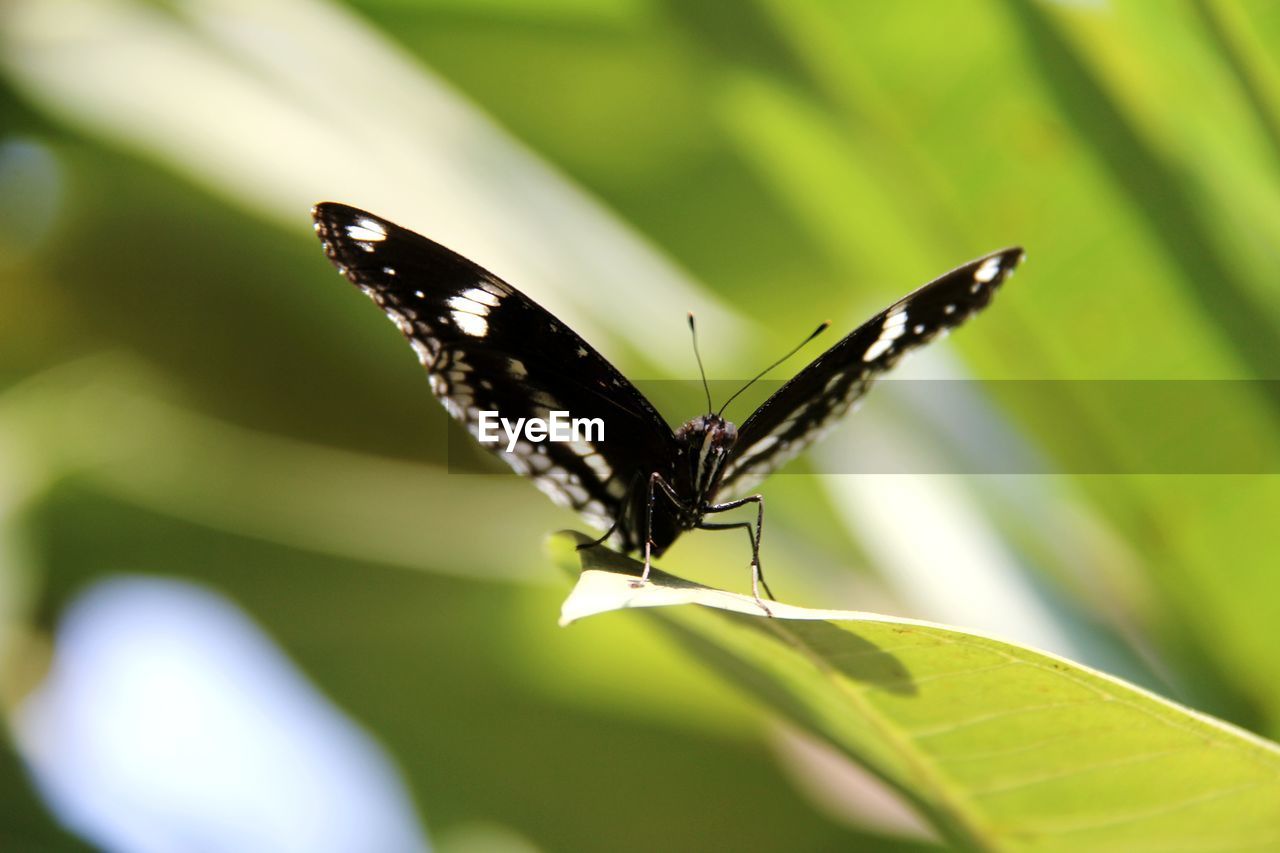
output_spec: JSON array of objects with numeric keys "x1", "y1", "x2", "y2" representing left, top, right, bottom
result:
[{"x1": 2, "y1": 1, "x2": 1279, "y2": 850}]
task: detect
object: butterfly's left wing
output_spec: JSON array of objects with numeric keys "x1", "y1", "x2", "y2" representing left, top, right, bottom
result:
[
  {"x1": 719, "y1": 248, "x2": 1025, "y2": 497},
  {"x1": 313, "y1": 202, "x2": 678, "y2": 544}
]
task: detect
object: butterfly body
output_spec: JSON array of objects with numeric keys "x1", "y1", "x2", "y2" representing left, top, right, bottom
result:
[
  {"x1": 675, "y1": 413, "x2": 738, "y2": 515},
  {"x1": 646, "y1": 413, "x2": 739, "y2": 545},
  {"x1": 313, "y1": 202, "x2": 1023, "y2": 606}
]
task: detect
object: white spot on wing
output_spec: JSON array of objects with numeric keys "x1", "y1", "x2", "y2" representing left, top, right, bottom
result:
[
  {"x1": 462, "y1": 287, "x2": 500, "y2": 307},
  {"x1": 749, "y1": 435, "x2": 779, "y2": 455},
  {"x1": 974, "y1": 256, "x2": 1002, "y2": 284},
  {"x1": 534, "y1": 477, "x2": 571, "y2": 507},
  {"x1": 530, "y1": 389, "x2": 559, "y2": 408},
  {"x1": 385, "y1": 309, "x2": 413, "y2": 336},
  {"x1": 452, "y1": 310, "x2": 488, "y2": 337},
  {"x1": 442, "y1": 397, "x2": 466, "y2": 419},
  {"x1": 582, "y1": 500, "x2": 609, "y2": 525},
  {"x1": 584, "y1": 454, "x2": 612, "y2": 480},
  {"x1": 410, "y1": 338, "x2": 435, "y2": 366},
  {"x1": 864, "y1": 306, "x2": 908, "y2": 362},
  {"x1": 735, "y1": 434, "x2": 779, "y2": 468},
  {"x1": 863, "y1": 338, "x2": 892, "y2": 362},
  {"x1": 346, "y1": 218, "x2": 387, "y2": 242},
  {"x1": 447, "y1": 294, "x2": 490, "y2": 317}
]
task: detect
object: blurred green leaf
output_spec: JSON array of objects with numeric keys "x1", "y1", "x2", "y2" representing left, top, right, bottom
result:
[
  {"x1": 1193, "y1": 0, "x2": 1280, "y2": 178},
  {"x1": 555, "y1": 532, "x2": 1280, "y2": 851},
  {"x1": 1002, "y1": 0, "x2": 1280, "y2": 390}
]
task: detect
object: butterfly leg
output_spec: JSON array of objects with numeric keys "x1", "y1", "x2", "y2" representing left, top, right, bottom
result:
[
  {"x1": 577, "y1": 516, "x2": 621, "y2": 551},
  {"x1": 704, "y1": 494, "x2": 772, "y2": 612},
  {"x1": 578, "y1": 472, "x2": 643, "y2": 551},
  {"x1": 695, "y1": 519, "x2": 774, "y2": 615},
  {"x1": 637, "y1": 471, "x2": 684, "y2": 588}
]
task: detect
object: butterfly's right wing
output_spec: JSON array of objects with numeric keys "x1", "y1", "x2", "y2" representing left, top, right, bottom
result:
[
  {"x1": 313, "y1": 202, "x2": 677, "y2": 545},
  {"x1": 719, "y1": 248, "x2": 1024, "y2": 497}
]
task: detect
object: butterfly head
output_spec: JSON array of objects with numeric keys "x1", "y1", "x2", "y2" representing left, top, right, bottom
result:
[{"x1": 677, "y1": 412, "x2": 738, "y2": 443}]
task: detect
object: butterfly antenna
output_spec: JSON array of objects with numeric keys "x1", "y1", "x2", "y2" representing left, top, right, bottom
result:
[
  {"x1": 688, "y1": 313, "x2": 714, "y2": 413},
  {"x1": 717, "y1": 321, "x2": 830, "y2": 418}
]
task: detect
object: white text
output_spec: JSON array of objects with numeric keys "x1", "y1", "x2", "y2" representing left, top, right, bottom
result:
[{"x1": 476, "y1": 411, "x2": 604, "y2": 452}]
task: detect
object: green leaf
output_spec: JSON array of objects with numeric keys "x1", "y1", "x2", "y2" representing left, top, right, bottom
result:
[{"x1": 552, "y1": 532, "x2": 1280, "y2": 852}]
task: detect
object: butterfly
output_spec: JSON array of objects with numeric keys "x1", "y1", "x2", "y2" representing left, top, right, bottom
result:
[{"x1": 313, "y1": 202, "x2": 1023, "y2": 610}]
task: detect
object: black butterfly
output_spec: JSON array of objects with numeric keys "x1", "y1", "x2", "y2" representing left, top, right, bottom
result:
[{"x1": 313, "y1": 202, "x2": 1023, "y2": 609}]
